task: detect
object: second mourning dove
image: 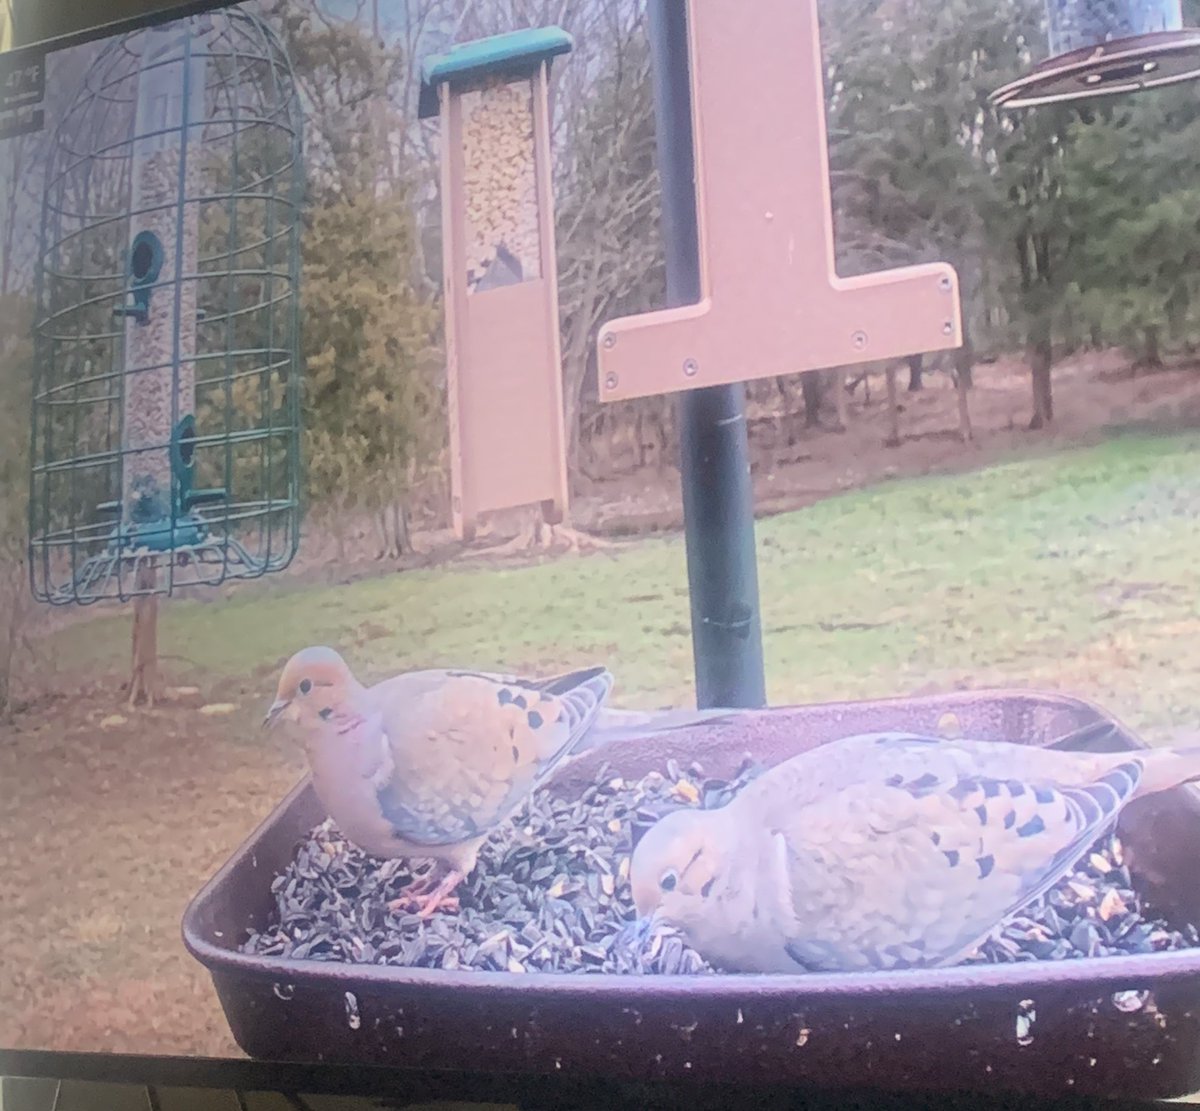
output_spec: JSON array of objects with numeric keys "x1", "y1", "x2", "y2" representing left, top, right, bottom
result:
[
  {"x1": 264, "y1": 646, "x2": 731, "y2": 917},
  {"x1": 629, "y1": 728, "x2": 1200, "y2": 974}
]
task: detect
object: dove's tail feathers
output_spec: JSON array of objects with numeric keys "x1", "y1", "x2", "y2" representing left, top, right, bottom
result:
[
  {"x1": 535, "y1": 665, "x2": 613, "y2": 699},
  {"x1": 1045, "y1": 719, "x2": 1122, "y2": 753},
  {"x1": 582, "y1": 705, "x2": 741, "y2": 748},
  {"x1": 1130, "y1": 745, "x2": 1200, "y2": 797},
  {"x1": 542, "y1": 667, "x2": 614, "y2": 743}
]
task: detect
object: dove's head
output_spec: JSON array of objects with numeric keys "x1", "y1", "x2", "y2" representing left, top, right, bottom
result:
[
  {"x1": 264, "y1": 646, "x2": 362, "y2": 733},
  {"x1": 629, "y1": 806, "x2": 728, "y2": 936}
]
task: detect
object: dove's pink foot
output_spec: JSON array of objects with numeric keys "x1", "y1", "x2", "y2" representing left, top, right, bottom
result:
[{"x1": 387, "y1": 869, "x2": 464, "y2": 919}]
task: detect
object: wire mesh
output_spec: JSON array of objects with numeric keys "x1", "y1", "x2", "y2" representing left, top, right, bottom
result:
[{"x1": 28, "y1": 7, "x2": 304, "y2": 605}]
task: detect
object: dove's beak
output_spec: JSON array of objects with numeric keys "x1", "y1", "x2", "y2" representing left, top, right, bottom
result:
[{"x1": 262, "y1": 698, "x2": 290, "y2": 729}]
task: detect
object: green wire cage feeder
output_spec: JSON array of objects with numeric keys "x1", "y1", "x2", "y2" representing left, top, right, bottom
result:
[{"x1": 29, "y1": 8, "x2": 304, "y2": 608}]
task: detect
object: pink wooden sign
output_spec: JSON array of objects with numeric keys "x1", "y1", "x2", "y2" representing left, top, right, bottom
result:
[{"x1": 596, "y1": 0, "x2": 963, "y2": 402}]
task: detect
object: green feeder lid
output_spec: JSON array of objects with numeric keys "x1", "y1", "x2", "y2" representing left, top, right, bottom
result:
[{"x1": 418, "y1": 26, "x2": 573, "y2": 119}]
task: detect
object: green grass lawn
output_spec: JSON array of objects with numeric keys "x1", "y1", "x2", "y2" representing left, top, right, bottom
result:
[{"x1": 46, "y1": 429, "x2": 1200, "y2": 744}]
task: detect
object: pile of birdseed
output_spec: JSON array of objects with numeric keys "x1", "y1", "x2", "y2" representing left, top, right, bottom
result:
[
  {"x1": 243, "y1": 757, "x2": 1200, "y2": 975},
  {"x1": 242, "y1": 756, "x2": 763, "y2": 975},
  {"x1": 965, "y1": 830, "x2": 1199, "y2": 965}
]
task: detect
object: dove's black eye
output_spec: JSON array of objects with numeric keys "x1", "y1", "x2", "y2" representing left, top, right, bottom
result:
[
  {"x1": 298, "y1": 678, "x2": 313, "y2": 695},
  {"x1": 659, "y1": 870, "x2": 678, "y2": 892}
]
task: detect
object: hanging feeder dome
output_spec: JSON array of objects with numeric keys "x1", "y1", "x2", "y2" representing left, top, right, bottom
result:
[
  {"x1": 991, "y1": 0, "x2": 1200, "y2": 108},
  {"x1": 29, "y1": 8, "x2": 305, "y2": 605}
]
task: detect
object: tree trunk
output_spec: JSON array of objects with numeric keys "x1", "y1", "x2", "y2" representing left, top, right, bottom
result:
[
  {"x1": 884, "y1": 365, "x2": 901, "y2": 447},
  {"x1": 128, "y1": 563, "x2": 160, "y2": 708},
  {"x1": 562, "y1": 350, "x2": 588, "y2": 486},
  {"x1": 801, "y1": 370, "x2": 822, "y2": 427},
  {"x1": 393, "y1": 498, "x2": 410, "y2": 555},
  {"x1": 1029, "y1": 325, "x2": 1054, "y2": 430},
  {"x1": 906, "y1": 353, "x2": 924, "y2": 391},
  {"x1": 955, "y1": 370, "x2": 974, "y2": 442},
  {"x1": 334, "y1": 492, "x2": 349, "y2": 562},
  {"x1": 955, "y1": 318, "x2": 975, "y2": 389},
  {"x1": 954, "y1": 318, "x2": 975, "y2": 442},
  {"x1": 1142, "y1": 325, "x2": 1164, "y2": 369},
  {"x1": 828, "y1": 368, "x2": 847, "y2": 431}
]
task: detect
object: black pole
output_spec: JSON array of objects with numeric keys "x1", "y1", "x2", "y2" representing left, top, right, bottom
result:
[{"x1": 646, "y1": 0, "x2": 766, "y2": 711}]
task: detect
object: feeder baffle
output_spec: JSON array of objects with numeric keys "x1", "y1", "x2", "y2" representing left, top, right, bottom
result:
[{"x1": 991, "y1": 0, "x2": 1200, "y2": 108}]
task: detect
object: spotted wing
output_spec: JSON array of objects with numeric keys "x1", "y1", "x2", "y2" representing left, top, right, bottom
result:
[
  {"x1": 370, "y1": 666, "x2": 613, "y2": 847},
  {"x1": 770, "y1": 736, "x2": 1145, "y2": 972}
]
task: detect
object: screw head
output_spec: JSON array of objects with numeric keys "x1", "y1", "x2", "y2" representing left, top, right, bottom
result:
[
  {"x1": 942, "y1": 321, "x2": 954, "y2": 335},
  {"x1": 602, "y1": 333, "x2": 616, "y2": 349},
  {"x1": 683, "y1": 358, "x2": 699, "y2": 377},
  {"x1": 604, "y1": 372, "x2": 619, "y2": 390},
  {"x1": 939, "y1": 275, "x2": 952, "y2": 292},
  {"x1": 851, "y1": 330, "x2": 868, "y2": 350}
]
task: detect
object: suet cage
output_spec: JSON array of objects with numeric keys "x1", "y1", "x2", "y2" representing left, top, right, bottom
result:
[{"x1": 29, "y1": 7, "x2": 304, "y2": 606}]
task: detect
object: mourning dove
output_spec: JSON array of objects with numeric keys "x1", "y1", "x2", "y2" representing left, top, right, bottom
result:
[
  {"x1": 629, "y1": 727, "x2": 1200, "y2": 974},
  {"x1": 264, "y1": 645, "x2": 730, "y2": 917}
]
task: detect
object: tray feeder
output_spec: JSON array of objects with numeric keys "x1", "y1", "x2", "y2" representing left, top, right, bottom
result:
[
  {"x1": 595, "y1": 0, "x2": 964, "y2": 403},
  {"x1": 419, "y1": 28, "x2": 572, "y2": 541},
  {"x1": 991, "y1": 0, "x2": 1200, "y2": 108},
  {"x1": 184, "y1": 690, "x2": 1200, "y2": 1099},
  {"x1": 29, "y1": 8, "x2": 304, "y2": 607}
]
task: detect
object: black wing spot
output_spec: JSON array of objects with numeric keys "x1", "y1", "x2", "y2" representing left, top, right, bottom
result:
[
  {"x1": 1003, "y1": 810, "x2": 1016, "y2": 829},
  {"x1": 982, "y1": 780, "x2": 1001, "y2": 798},
  {"x1": 512, "y1": 744, "x2": 521, "y2": 763},
  {"x1": 906, "y1": 772, "x2": 940, "y2": 796},
  {"x1": 930, "y1": 831, "x2": 941, "y2": 846},
  {"x1": 974, "y1": 804, "x2": 988, "y2": 825},
  {"x1": 885, "y1": 773, "x2": 904, "y2": 787},
  {"x1": 943, "y1": 849, "x2": 960, "y2": 866},
  {"x1": 527, "y1": 710, "x2": 544, "y2": 729},
  {"x1": 700, "y1": 878, "x2": 715, "y2": 898},
  {"x1": 949, "y1": 778, "x2": 978, "y2": 802},
  {"x1": 1034, "y1": 786, "x2": 1056, "y2": 804},
  {"x1": 1006, "y1": 780, "x2": 1026, "y2": 797},
  {"x1": 977, "y1": 854, "x2": 996, "y2": 879},
  {"x1": 1017, "y1": 814, "x2": 1045, "y2": 838},
  {"x1": 498, "y1": 689, "x2": 513, "y2": 706},
  {"x1": 514, "y1": 694, "x2": 528, "y2": 710}
]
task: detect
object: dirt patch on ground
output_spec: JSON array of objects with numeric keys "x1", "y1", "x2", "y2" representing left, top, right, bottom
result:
[{"x1": 0, "y1": 682, "x2": 304, "y2": 1057}]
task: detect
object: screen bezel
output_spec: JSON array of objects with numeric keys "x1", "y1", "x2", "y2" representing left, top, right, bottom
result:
[{"x1": 0, "y1": 2, "x2": 1184, "y2": 1105}]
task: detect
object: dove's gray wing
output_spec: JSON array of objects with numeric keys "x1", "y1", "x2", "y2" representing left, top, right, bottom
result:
[
  {"x1": 366, "y1": 666, "x2": 612, "y2": 847},
  {"x1": 753, "y1": 736, "x2": 1147, "y2": 973}
]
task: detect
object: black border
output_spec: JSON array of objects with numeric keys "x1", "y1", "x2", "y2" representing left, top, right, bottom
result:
[{"x1": 0, "y1": 1, "x2": 1188, "y2": 1104}]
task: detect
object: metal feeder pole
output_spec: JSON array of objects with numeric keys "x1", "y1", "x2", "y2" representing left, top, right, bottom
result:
[{"x1": 647, "y1": 0, "x2": 766, "y2": 710}]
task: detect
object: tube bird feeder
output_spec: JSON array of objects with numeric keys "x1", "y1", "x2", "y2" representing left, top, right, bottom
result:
[
  {"x1": 116, "y1": 21, "x2": 206, "y2": 552},
  {"x1": 419, "y1": 28, "x2": 572, "y2": 542},
  {"x1": 991, "y1": 0, "x2": 1200, "y2": 108}
]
